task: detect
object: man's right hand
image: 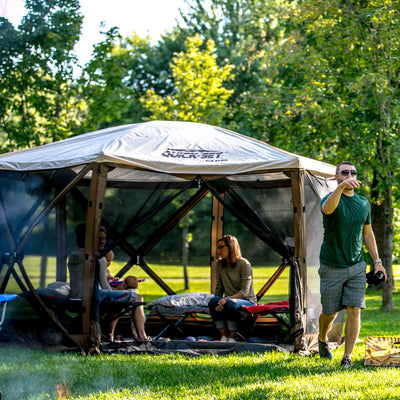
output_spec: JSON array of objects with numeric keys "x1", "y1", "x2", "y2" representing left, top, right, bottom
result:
[{"x1": 339, "y1": 177, "x2": 362, "y2": 190}]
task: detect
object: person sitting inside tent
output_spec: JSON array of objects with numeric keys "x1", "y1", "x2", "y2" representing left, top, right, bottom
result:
[
  {"x1": 208, "y1": 234, "x2": 257, "y2": 342},
  {"x1": 68, "y1": 224, "x2": 148, "y2": 342},
  {"x1": 104, "y1": 250, "x2": 119, "y2": 282},
  {"x1": 97, "y1": 226, "x2": 148, "y2": 341}
]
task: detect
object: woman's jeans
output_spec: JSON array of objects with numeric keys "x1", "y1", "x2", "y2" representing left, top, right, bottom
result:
[{"x1": 208, "y1": 296, "x2": 256, "y2": 331}]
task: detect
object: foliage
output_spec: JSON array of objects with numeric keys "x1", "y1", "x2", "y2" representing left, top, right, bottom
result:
[
  {"x1": 78, "y1": 27, "x2": 138, "y2": 132},
  {"x1": 79, "y1": 27, "x2": 190, "y2": 131},
  {"x1": 141, "y1": 34, "x2": 234, "y2": 124},
  {"x1": 79, "y1": 28, "x2": 158, "y2": 131},
  {"x1": 180, "y1": 0, "x2": 283, "y2": 135},
  {"x1": 240, "y1": 1, "x2": 400, "y2": 173},
  {"x1": 0, "y1": 0, "x2": 83, "y2": 151}
]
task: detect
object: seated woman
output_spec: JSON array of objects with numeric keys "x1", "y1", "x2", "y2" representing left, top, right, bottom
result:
[
  {"x1": 97, "y1": 227, "x2": 148, "y2": 342},
  {"x1": 68, "y1": 224, "x2": 148, "y2": 342},
  {"x1": 208, "y1": 235, "x2": 257, "y2": 343},
  {"x1": 105, "y1": 250, "x2": 120, "y2": 282}
]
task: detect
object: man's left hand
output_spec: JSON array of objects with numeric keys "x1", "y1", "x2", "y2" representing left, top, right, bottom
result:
[{"x1": 374, "y1": 262, "x2": 387, "y2": 281}]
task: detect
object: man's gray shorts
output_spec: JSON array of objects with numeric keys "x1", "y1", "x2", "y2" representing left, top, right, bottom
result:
[{"x1": 319, "y1": 261, "x2": 366, "y2": 314}]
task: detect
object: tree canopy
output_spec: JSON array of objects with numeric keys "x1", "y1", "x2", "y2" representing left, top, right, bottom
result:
[
  {"x1": 0, "y1": 0, "x2": 83, "y2": 150},
  {"x1": 141, "y1": 34, "x2": 234, "y2": 124}
]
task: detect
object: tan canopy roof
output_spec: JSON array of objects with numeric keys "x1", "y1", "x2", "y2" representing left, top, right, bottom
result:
[{"x1": 0, "y1": 121, "x2": 335, "y2": 178}]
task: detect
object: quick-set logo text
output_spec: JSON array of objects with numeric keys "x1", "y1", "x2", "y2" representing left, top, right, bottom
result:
[{"x1": 162, "y1": 148, "x2": 226, "y2": 162}]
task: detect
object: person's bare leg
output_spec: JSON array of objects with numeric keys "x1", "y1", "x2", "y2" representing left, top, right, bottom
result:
[
  {"x1": 219, "y1": 327, "x2": 228, "y2": 339},
  {"x1": 108, "y1": 317, "x2": 119, "y2": 340},
  {"x1": 318, "y1": 312, "x2": 338, "y2": 342},
  {"x1": 132, "y1": 305, "x2": 147, "y2": 341},
  {"x1": 344, "y1": 306, "x2": 361, "y2": 357},
  {"x1": 228, "y1": 330, "x2": 236, "y2": 339}
]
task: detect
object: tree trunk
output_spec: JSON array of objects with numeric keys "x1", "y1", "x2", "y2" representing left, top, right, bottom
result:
[{"x1": 371, "y1": 184, "x2": 395, "y2": 311}]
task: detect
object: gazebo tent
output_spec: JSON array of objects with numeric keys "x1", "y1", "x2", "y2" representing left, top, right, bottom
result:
[{"x1": 0, "y1": 121, "x2": 336, "y2": 353}]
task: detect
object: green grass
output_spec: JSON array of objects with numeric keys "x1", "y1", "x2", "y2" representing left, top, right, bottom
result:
[
  {"x1": 1, "y1": 287, "x2": 400, "y2": 400},
  {"x1": 1, "y1": 265, "x2": 400, "y2": 399},
  {"x1": 1, "y1": 344, "x2": 399, "y2": 400}
]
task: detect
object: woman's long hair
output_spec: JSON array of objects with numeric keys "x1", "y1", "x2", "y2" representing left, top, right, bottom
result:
[{"x1": 217, "y1": 235, "x2": 242, "y2": 267}]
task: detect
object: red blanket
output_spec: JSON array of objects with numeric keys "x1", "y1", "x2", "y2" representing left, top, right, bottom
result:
[{"x1": 242, "y1": 300, "x2": 289, "y2": 314}]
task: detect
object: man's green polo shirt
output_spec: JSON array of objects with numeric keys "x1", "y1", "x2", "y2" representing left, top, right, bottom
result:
[{"x1": 320, "y1": 192, "x2": 371, "y2": 268}]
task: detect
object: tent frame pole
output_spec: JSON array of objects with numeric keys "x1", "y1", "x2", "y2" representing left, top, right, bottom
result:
[
  {"x1": 81, "y1": 164, "x2": 108, "y2": 339},
  {"x1": 291, "y1": 170, "x2": 307, "y2": 306},
  {"x1": 291, "y1": 169, "x2": 308, "y2": 351},
  {"x1": 210, "y1": 192, "x2": 224, "y2": 294},
  {"x1": 256, "y1": 262, "x2": 287, "y2": 301}
]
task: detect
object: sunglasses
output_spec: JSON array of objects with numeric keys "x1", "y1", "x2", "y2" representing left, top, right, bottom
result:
[
  {"x1": 217, "y1": 245, "x2": 227, "y2": 250},
  {"x1": 340, "y1": 169, "x2": 357, "y2": 176}
]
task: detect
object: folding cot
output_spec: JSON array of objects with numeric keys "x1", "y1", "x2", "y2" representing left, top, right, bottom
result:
[{"x1": 147, "y1": 292, "x2": 290, "y2": 342}]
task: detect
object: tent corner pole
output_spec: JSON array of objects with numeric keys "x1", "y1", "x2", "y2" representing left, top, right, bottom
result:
[
  {"x1": 81, "y1": 163, "x2": 108, "y2": 347},
  {"x1": 291, "y1": 169, "x2": 308, "y2": 350}
]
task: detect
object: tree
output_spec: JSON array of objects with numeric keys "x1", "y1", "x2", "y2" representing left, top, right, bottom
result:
[
  {"x1": 179, "y1": 0, "x2": 283, "y2": 134},
  {"x1": 394, "y1": 206, "x2": 400, "y2": 264},
  {"x1": 78, "y1": 27, "x2": 138, "y2": 132},
  {"x1": 0, "y1": 0, "x2": 83, "y2": 151},
  {"x1": 141, "y1": 34, "x2": 234, "y2": 124},
  {"x1": 246, "y1": 0, "x2": 400, "y2": 309},
  {"x1": 79, "y1": 27, "x2": 190, "y2": 131}
]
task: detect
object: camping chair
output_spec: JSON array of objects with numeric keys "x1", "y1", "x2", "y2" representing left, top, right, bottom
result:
[
  {"x1": 20, "y1": 285, "x2": 146, "y2": 341},
  {"x1": 99, "y1": 297, "x2": 147, "y2": 341},
  {"x1": 233, "y1": 261, "x2": 291, "y2": 343},
  {"x1": 239, "y1": 300, "x2": 290, "y2": 343}
]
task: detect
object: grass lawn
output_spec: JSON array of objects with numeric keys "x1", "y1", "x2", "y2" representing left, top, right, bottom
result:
[{"x1": 1, "y1": 263, "x2": 400, "y2": 399}]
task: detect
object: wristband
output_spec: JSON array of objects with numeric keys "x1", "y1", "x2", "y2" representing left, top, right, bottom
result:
[{"x1": 374, "y1": 259, "x2": 382, "y2": 265}]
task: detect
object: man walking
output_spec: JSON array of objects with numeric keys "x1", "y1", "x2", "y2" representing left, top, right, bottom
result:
[{"x1": 318, "y1": 161, "x2": 387, "y2": 367}]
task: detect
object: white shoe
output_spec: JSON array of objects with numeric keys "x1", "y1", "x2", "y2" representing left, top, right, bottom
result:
[
  {"x1": 220, "y1": 336, "x2": 228, "y2": 342},
  {"x1": 227, "y1": 337, "x2": 237, "y2": 343}
]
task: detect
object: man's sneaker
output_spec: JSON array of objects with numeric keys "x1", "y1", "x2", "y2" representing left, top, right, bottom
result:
[
  {"x1": 341, "y1": 355, "x2": 354, "y2": 368},
  {"x1": 220, "y1": 336, "x2": 228, "y2": 342},
  {"x1": 227, "y1": 337, "x2": 237, "y2": 343},
  {"x1": 318, "y1": 338, "x2": 333, "y2": 359}
]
